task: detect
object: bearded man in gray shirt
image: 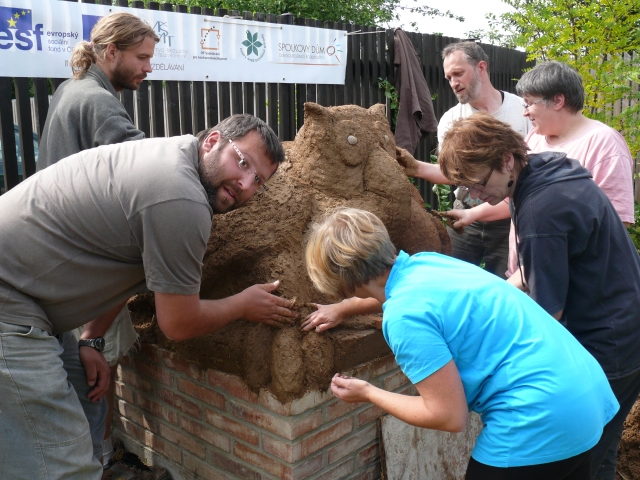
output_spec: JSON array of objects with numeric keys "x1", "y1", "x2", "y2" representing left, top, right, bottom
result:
[{"x1": 0, "y1": 114, "x2": 296, "y2": 480}]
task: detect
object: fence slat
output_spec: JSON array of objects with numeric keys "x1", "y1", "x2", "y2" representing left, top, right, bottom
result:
[
  {"x1": 33, "y1": 78, "x2": 50, "y2": 141},
  {"x1": 277, "y1": 14, "x2": 295, "y2": 141},
  {"x1": 14, "y1": 77, "x2": 36, "y2": 178},
  {"x1": 266, "y1": 14, "x2": 278, "y2": 135},
  {"x1": 0, "y1": 77, "x2": 19, "y2": 191}
]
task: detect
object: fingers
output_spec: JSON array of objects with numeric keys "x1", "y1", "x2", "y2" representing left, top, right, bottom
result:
[{"x1": 257, "y1": 280, "x2": 281, "y2": 293}]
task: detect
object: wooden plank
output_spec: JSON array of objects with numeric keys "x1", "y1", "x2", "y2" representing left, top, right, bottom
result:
[
  {"x1": 32, "y1": 78, "x2": 50, "y2": 141},
  {"x1": 316, "y1": 20, "x2": 329, "y2": 106},
  {"x1": 216, "y1": 8, "x2": 231, "y2": 120},
  {"x1": 305, "y1": 17, "x2": 317, "y2": 105},
  {"x1": 254, "y1": 12, "x2": 267, "y2": 122},
  {"x1": 266, "y1": 14, "x2": 278, "y2": 135},
  {"x1": 175, "y1": 4, "x2": 192, "y2": 134},
  {"x1": 385, "y1": 28, "x2": 394, "y2": 126},
  {"x1": 0, "y1": 77, "x2": 19, "y2": 192},
  {"x1": 361, "y1": 25, "x2": 372, "y2": 108},
  {"x1": 230, "y1": 10, "x2": 243, "y2": 115},
  {"x1": 242, "y1": 11, "x2": 255, "y2": 116},
  {"x1": 13, "y1": 77, "x2": 36, "y2": 178},
  {"x1": 148, "y1": 2, "x2": 164, "y2": 137},
  {"x1": 161, "y1": 3, "x2": 180, "y2": 136},
  {"x1": 277, "y1": 14, "x2": 295, "y2": 141},
  {"x1": 352, "y1": 24, "x2": 363, "y2": 107},
  {"x1": 332, "y1": 22, "x2": 346, "y2": 106},
  {"x1": 294, "y1": 16, "x2": 306, "y2": 130},
  {"x1": 324, "y1": 21, "x2": 336, "y2": 107},
  {"x1": 189, "y1": 6, "x2": 206, "y2": 134},
  {"x1": 202, "y1": 7, "x2": 219, "y2": 128},
  {"x1": 344, "y1": 23, "x2": 355, "y2": 105},
  {"x1": 376, "y1": 27, "x2": 385, "y2": 108}
]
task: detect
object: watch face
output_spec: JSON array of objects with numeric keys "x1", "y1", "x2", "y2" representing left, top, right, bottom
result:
[{"x1": 95, "y1": 337, "x2": 105, "y2": 351}]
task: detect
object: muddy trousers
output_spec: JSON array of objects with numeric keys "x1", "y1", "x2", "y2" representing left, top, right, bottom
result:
[
  {"x1": 466, "y1": 449, "x2": 592, "y2": 480},
  {"x1": 591, "y1": 368, "x2": 640, "y2": 480}
]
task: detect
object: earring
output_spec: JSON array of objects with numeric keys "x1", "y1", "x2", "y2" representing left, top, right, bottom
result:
[{"x1": 507, "y1": 173, "x2": 514, "y2": 188}]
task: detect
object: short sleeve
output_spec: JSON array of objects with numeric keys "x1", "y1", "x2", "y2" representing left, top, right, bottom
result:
[
  {"x1": 383, "y1": 307, "x2": 452, "y2": 384},
  {"x1": 134, "y1": 199, "x2": 212, "y2": 295}
]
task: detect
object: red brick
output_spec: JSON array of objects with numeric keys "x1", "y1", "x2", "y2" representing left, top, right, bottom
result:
[
  {"x1": 117, "y1": 416, "x2": 143, "y2": 443},
  {"x1": 383, "y1": 370, "x2": 410, "y2": 391},
  {"x1": 117, "y1": 366, "x2": 154, "y2": 393},
  {"x1": 204, "y1": 408, "x2": 259, "y2": 445},
  {"x1": 132, "y1": 358, "x2": 174, "y2": 386},
  {"x1": 327, "y1": 424, "x2": 377, "y2": 464},
  {"x1": 300, "y1": 418, "x2": 353, "y2": 458},
  {"x1": 350, "y1": 463, "x2": 381, "y2": 480},
  {"x1": 261, "y1": 434, "x2": 299, "y2": 463},
  {"x1": 356, "y1": 404, "x2": 385, "y2": 427},
  {"x1": 183, "y1": 452, "x2": 236, "y2": 480},
  {"x1": 229, "y1": 400, "x2": 323, "y2": 440},
  {"x1": 325, "y1": 398, "x2": 362, "y2": 422},
  {"x1": 177, "y1": 377, "x2": 226, "y2": 410},
  {"x1": 356, "y1": 443, "x2": 379, "y2": 468},
  {"x1": 115, "y1": 381, "x2": 135, "y2": 403},
  {"x1": 259, "y1": 388, "x2": 331, "y2": 416},
  {"x1": 234, "y1": 443, "x2": 323, "y2": 480},
  {"x1": 140, "y1": 428, "x2": 182, "y2": 463},
  {"x1": 208, "y1": 448, "x2": 262, "y2": 480},
  {"x1": 117, "y1": 400, "x2": 158, "y2": 432},
  {"x1": 207, "y1": 370, "x2": 258, "y2": 404},
  {"x1": 135, "y1": 392, "x2": 179, "y2": 425},
  {"x1": 157, "y1": 422, "x2": 206, "y2": 459},
  {"x1": 313, "y1": 458, "x2": 354, "y2": 480},
  {"x1": 161, "y1": 350, "x2": 206, "y2": 382},
  {"x1": 137, "y1": 343, "x2": 162, "y2": 364},
  {"x1": 179, "y1": 416, "x2": 231, "y2": 452},
  {"x1": 158, "y1": 387, "x2": 201, "y2": 419}
]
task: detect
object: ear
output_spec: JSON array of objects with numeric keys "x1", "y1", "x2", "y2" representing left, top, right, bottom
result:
[
  {"x1": 201, "y1": 130, "x2": 221, "y2": 154},
  {"x1": 104, "y1": 43, "x2": 118, "y2": 63},
  {"x1": 552, "y1": 94, "x2": 566, "y2": 111},
  {"x1": 304, "y1": 102, "x2": 329, "y2": 124},
  {"x1": 368, "y1": 103, "x2": 386, "y2": 118},
  {"x1": 476, "y1": 60, "x2": 488, "y2": 76},
  {"x1": 503, "y1": 152, "x2": 514, "y2": 172}
]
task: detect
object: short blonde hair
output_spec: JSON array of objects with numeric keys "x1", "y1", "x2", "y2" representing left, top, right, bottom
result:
[
  {"x1": 439, "y1": 112, "x2": 529, "y2": 186},
  {"x1": 305, "y1": 208, "x2": 397, "y2": 300},
  {"x1": 70, "y1": 13, "x2": 159, "y2": 79}
]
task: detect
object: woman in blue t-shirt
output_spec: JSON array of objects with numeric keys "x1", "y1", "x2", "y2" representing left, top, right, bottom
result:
[{"x1": 305, "y1": 208, "x2": 618, "y2": 480}]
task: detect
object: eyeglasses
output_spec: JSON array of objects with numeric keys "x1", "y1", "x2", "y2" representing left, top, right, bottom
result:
[
  {"x1": 522, "y1": 99, "x2": 545, "y2": 110},
  {"x1": 228, "y1": 139, "x2": 269, "y2": 191},
  {"x1": 460, "y1": 168, "x2": 493, "y2": 191}
]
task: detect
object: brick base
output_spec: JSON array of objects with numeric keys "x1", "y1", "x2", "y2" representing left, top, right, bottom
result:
[{"x1": 114, "y1": 343, "x2": 413, "y2": 480}]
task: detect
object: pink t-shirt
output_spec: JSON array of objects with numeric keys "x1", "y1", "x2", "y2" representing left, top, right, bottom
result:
[{"x1": 506, "y1": 120, "x2": 635, "y2": 277}]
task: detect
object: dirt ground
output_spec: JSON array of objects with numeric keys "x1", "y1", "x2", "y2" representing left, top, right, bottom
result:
[{"x1": 130, "y1": 103, "x2": 450, "y2": 402}]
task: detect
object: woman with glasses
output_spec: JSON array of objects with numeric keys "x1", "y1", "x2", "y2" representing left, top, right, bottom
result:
[
  {"x1": 305, "y1": 207, "x2": 617, "y2": 480},
  {"x1": 438, "y1": 112, "x2": 640, "y2": 480}
]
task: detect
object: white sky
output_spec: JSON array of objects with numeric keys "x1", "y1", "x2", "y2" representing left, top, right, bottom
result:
[{"x1": 390, "y1": 0, "x2": 514, "y2": 39}]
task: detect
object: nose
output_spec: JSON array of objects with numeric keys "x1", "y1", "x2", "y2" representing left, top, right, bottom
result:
[
  {"x1": 468, "y1": 187, "x2": 481, "y2": 200},
  {"x1": 144, "y1": 59, "x2": 153, "y2": 73}
]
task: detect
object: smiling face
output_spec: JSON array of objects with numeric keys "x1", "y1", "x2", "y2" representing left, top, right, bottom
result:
[
  {"x1": 109, "y1": 35, "x2": 155, "y2": 91},
  {"x1": 444, "y1": 50, "x2": 482, "y2": 104},
  {"x1": 521, "y1": 94, "x2": 555, "y2": 136},
  {"x1": 198, "y1": 129, "x2": 277, "y2": 214}
]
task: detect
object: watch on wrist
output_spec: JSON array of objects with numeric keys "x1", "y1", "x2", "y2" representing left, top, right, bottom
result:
[{"x1": 78, "y1": 337, "x2": 106, "y2": 352}]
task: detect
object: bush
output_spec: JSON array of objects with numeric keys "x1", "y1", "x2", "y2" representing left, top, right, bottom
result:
[{"x1": 627, "y1": 202, "x2": 640, "y2": 255}]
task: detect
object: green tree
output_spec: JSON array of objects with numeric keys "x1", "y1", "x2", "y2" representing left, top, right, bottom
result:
[
  {"x1": 153, "y1": 0, "x2": 463, "y2": 28},
  {"x1": 468, "y1": 0, "x2": 640, "y2": 156}
]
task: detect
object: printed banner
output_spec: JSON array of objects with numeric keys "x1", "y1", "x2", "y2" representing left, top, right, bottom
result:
[{"x1": 0, "y1": 0, "x2": 347, "y2": 84}]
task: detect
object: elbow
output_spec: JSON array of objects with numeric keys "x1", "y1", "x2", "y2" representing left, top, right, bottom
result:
[
  {"x1": 157, "y1": 316, "x2": 192, "y2": 342},
  {"x1": 444, "y1": 410, "x2": 468, "y2": 433}
]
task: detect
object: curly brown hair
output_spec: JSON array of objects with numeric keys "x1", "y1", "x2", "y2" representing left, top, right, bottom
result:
[{"x1": 439, "y1": 112, "x2": 529, "y2": 186}]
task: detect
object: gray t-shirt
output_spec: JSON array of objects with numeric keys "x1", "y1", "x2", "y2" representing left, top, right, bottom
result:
[{"x1": 0, "y1": 135, "x2": 212, "y2": 334}]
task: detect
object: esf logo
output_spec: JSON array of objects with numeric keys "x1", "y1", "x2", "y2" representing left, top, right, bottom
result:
[{"x1": 0, "y1": 7, "x2": 43, "y2": 51}]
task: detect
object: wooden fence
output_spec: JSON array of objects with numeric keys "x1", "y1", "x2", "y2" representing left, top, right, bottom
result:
[{"x1": 0, "y1": 0, "x2": 532, "y2": 207}]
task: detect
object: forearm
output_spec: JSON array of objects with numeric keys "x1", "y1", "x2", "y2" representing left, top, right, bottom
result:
[
  {"x1": 340, "y1": 297, "x2": 382, "y2": 316},
  {"x1": 365, "y1": 384, "x2": 466, "y2": 432},
  {"x1": 414, "y1": 161, "x2": 451, "y2": 184},
  {"x1": 81, "y1": 300, "x2": 128, "y2": 339},
  {"x1": 467, "y1": 201, "x2": 510, "y2": 222}
]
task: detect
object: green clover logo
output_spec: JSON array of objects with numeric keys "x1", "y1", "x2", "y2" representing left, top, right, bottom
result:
[{"x1": 242, "y1": 30, "x2": 262, "y2": 57}]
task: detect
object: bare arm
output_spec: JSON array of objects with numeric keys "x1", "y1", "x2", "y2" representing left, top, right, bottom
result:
[
  {"x1": 154, "y1": 281, "x2": 296, "y2": 341},
  {"x1": 301, "y1": 297, "x2": 382, "y2": 332},
  {"x1": 396, "y1": 147, "x2": 450, "y2": 184},
  {"x1": 444, "y1": 201, "x2": 511, "y2": 228},
  {"x1": 331, "y1": 359, "x2": 468, "y2": 432}
]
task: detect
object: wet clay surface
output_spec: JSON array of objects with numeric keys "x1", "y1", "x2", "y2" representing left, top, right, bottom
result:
[
  {"x1": 130, "y1": 103, "x2": 450, "y2": 402},
  {"x1": 616, "y1": 397, "x2": 640, "y2": 480}
]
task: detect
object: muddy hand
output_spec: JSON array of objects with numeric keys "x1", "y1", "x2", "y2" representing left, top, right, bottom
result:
[
  {"x1": 301, "y1": 303, "x2": 345, "y2": 333},
  {"x1": 242, "y1": 281, "x2": 298, "y2": 328},
  {"x1": 395, "y1": 146, "x2": 419, "y2": 177},
  {"x1": 442, "y1": 209, "x2": 474, "y2": 230},
  {"x1": 331, "y1": 373, "x2": 371, "y2": 403}
]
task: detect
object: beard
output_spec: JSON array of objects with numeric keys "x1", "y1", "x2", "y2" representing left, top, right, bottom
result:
[
  {"x1": 110, "y1": 58, "x2": 146, "y2": 91},
  {"x1": 198, "y1": 145, "x2": 240, "y2": 214},
  {"x1": 457, "y1": 68, "x2": 482, "y2": 104}
]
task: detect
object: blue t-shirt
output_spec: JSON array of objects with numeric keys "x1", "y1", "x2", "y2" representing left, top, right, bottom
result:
[{"x1": 382, "y1": 251, "x2": 618, "y2": 468}]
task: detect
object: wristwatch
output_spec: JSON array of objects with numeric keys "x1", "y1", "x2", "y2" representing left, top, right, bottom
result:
[{"x1": 78, "y1": 337, "x2": 106, "y2": 352}]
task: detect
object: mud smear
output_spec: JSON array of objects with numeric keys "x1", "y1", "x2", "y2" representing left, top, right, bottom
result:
[
  {"x1": 616, "y1": 397, "x2": 640, "y2": 480},
  {"x1": 129, "y1": 103, "x2": 450, "y2": 402}
]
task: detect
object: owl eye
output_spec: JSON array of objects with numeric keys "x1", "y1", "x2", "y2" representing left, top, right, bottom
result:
[{"x1": 347, "y1": 135, "x2": 358, "y2": 145}]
